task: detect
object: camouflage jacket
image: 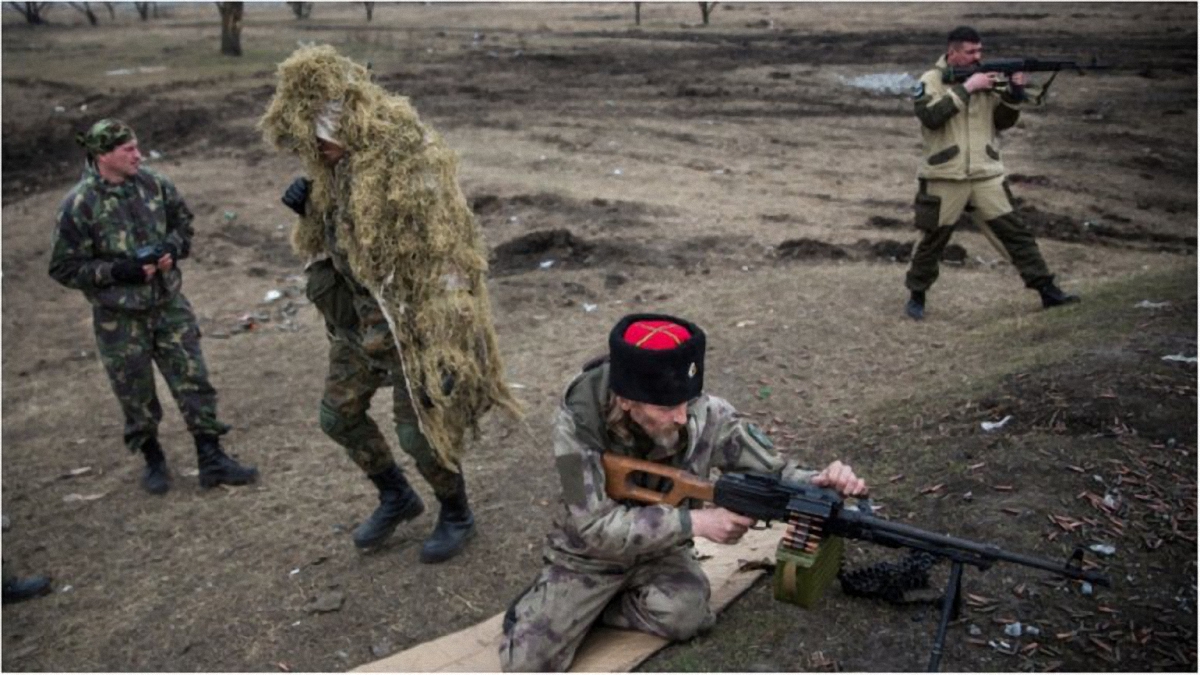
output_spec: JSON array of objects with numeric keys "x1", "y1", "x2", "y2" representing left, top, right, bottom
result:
[
  {"x1": 49, "y1": 164, "x2": 193, "y2": 311},
  {"x1": 545, "y1": 360, "x2": 818, "y2": 571},
  {"x1": 913, "y1": 55, "x2": 1034, "y2": 182}
]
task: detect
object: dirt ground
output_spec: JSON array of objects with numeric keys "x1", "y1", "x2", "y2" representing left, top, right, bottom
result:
[{"x1": 1, "y1": 2, "x2": 1195, "y2": 672}]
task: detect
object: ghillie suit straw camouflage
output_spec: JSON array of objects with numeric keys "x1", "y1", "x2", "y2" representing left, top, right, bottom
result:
[{"x1": 259, "y1": 45, "x2": 519, "y2": 470}]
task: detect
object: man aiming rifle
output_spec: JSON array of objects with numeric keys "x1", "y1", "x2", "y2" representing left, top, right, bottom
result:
[{"x1": 903, "y1": 26, "x2": 1082, "y2": 321}]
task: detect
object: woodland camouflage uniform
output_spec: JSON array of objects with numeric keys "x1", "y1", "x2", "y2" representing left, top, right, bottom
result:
[
  {"x1": 50, "y1": 132, "x2": 227, "y2": 451},
  {"x1": 499, "y1": 359, "x2": 820, "y2": 672},
  {"x1": 49, "y1": 118, "x2": 257, "y2": 493}
]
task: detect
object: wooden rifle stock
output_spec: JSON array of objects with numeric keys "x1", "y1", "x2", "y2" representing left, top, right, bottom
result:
[{"x1": 601, "y1": 453, "x2": 715, "y2": 506}]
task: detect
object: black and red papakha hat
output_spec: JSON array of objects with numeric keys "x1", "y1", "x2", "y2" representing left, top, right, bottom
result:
[{"x1": 608, "y1": 313, "x2": 705, "y2": 406}]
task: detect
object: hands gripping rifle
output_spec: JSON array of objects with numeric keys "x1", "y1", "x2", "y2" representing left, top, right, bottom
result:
[{"x1": 601, "y1": 453, "x2": 1111, "y2": 671}]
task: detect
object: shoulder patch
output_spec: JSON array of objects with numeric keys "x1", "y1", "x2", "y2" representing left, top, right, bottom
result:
[
  {"x1": 911, "y1": 82, "x2": 926, "y2": 100},
  {"x1": 555, "y1": 453, "x2": 587, "y2": 507},
  {"x1": 745, "y1": 422, "x2": 774, "y2": 450}
]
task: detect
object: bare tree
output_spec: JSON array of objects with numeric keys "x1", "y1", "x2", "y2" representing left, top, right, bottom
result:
[
  {"x1": 633, "y1": 2, "x2": 640, "y2": 26},
  {"x1": 7, "y1": 2, "x2": 49, "y2": 24},
  {"x1": 288, "y1": 1, "x2": 311, "y2": 19},
  {"x1": 102, "y1": 1, "x2": 114, "y2": 20},
  {"x1": 363, "y1": 1, "x2": 373, "y2": 21},
  {"x1": 216, "y1": 1, "x2": 243, "y2": 56},
  {"x1": 698, "y1": 1, "x2": 716, "y2": 25},
  {"x1": 133, "y1": 1, "x2": 152, "y2": 20},
  {"x1": 69, "y1": 1, "x2": 98, "y2": 25}
]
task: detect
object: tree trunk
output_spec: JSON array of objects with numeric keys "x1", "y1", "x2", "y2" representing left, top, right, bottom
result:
[
  {"x1": 634, "y1": 2, "x2": 640, "y2": 25},
  {"x1": 698, "y1": 1, "x2": 715, "y2": 25},
  {"x1": 103, "y1": 1, "x2": 114, "y2": 19},
  {"x1": 217, "y1": 2, "x2": 243, "y2": 56},
  {"x1": 8, "y1": 2, "x2": 47, "y2": 24},
  {"x1": 70, "y1": 2, "x2": 98, "y2": 25},
  {"x1": 134, "y1": 2, "x2": 149, "y2": 20},
  {"x1": 363, "y1": 1, "x2": 373, "y2": 21}
]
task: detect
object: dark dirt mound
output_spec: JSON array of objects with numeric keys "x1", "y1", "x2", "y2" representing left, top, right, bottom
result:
[{"x1": 775, "y1": 237, "x2": 967, "y2": 265}]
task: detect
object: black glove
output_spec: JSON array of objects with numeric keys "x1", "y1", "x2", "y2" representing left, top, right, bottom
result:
[
  {"x1": 163, "y1": 242, "x2": 181, "y2": 262},
  {"x1": 281, "y1": 177, "x2": 311, "y2": 217},
  {"x1": 111, "y1": 259, "x2": 147, "y2": 284}
]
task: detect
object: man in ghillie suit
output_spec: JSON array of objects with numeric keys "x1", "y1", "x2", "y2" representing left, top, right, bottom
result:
[
  {"x1": 259, "y1": 45, "x2": 519, "y2": 563},
  {"x1": 49, "y1": 119, "x2": 259, "y2": 495}
]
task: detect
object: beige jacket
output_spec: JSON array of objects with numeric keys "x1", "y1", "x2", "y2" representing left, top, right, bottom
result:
[{"x1": 913, "y1": 55, "x2": 1032, "y2": 181}]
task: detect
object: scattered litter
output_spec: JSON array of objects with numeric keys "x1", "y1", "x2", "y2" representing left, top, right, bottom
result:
[
  {"x1": 54, "y1": 105, "x2": 66, "y2": 113},
  {"x1": 611, "y1": 168, "x2": 623, "y2": 176},
  {"x1": 538, "y1": 260, "x2": 555, "y2": 269},
  {"x1": 223, "y1": 211, "x2": 237, "y2": 221},
  {"x1": 582, "y1": 303, "x2": 598, "y2": 312},
  {"x1": 63, "y1": 492, "x2": 106, "y2": 503},
  {"x1": 838, "y1": 72, "x2": 920, "y2": 95},
  {"x1": 1081, "y1": 581, "x2": 1094, "y2": 595},
  {"x1": 508, "y1": 216, "x2": 519, "y2": 223},
  {"x1": 508, "y1": 383, "x2": 527, "y2": 389},
  {"x1": 1161, "y1": 354, "x2": 1197, "y2": 363},
  {"x1": 80, "y1": 103, "x2": 88, "y2": 111},
  {"x1": 1089, "y1": 543, "x2": 1117, "y2": 556},
  {"x1": 60, "y1": 466, "x2": 93, "y2": 479},
  {"x1": 1004, "y1": 622, "x2": 1023, "y2": 637},
  {"x1": 981, "y1": 415, "x2": 1013, "y2": 432},
  {"x1": 289, "y1": 568, "x2": 301, "y2": 577},
  {"x1": 1025, "y1": 625, "x2": 1041, "y2": 636},
  {"x1": 735, "y1": 320, "x2": 757, "y2": 328},
  {"x1": 987, "y1": 639, "x2": 1013, "y2": 652},
  {"x1": 1135, "y1": 300, "x2": 1170, "y2": 309},
  {"x1": 968, "y1": 624, "x2": 982, "y2": 636},
  {"x1": 61, "y1": 585, "x2": 73, "y2": 593},
  {"x1": 104, "y1": 65, "x2": 167, "y2": 77},
  {"x1": 263, "y1": 289, "x2": 284, "y2": 303}
]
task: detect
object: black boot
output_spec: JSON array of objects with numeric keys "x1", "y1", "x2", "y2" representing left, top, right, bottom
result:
[
  {"x1": 905, "y1": 290, "x2": 926, "y2": 321},
  {"x1": 353, "y1": 463, "x2": 425, "y2": 549},
  {"x1": 1037, "y1": 282, "x2": 1080, "y2": 308},
  {"x1": 420, "y1": 475, "x2": 476, "y2": 564},
  {"x1": 140, "y1": 437, "x2": 170, "y2": 495},
  {"x1": 2, "y1": 575, "x2": 51, "y2": 604},
  {"x1": 195, "y1": 434, "x2": 259, "y2": 488}
]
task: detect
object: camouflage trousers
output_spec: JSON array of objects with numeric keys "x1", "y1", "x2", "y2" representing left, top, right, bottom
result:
[
  {"x1": 499, "y1": 545, "x2": 714, "y2": 672},
  {"x1": 92, "y1": 294, "x2": 228, "y2": 454},
  {"x1": 318, "y1": 337, "x2": 460, "y2": 498},
  {"x1": 905, "y1": 176, "x2": 1053, "y2": 292}
]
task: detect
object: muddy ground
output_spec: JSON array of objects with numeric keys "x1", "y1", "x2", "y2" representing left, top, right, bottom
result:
[{"x1": 1, "y1": 2, "x2": 1196, "y2": 672}]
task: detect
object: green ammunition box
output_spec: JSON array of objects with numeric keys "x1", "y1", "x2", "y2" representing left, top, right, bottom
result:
[{"x1": 772, "y1": 536, "x2": 844, "y2": 608}]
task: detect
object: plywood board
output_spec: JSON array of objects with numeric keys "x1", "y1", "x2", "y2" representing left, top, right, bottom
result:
[{"x1": 353, "y1": 525, "x2": 780, "y2": 672}]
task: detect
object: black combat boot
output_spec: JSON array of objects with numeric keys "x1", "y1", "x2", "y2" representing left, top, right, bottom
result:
[
  {"x1": 140, "y1": 437, "x2": 170, "y2": 495},
  {"x1": 195, "y1": 434, "x2": 259, "y2": 488},
  {"x1": 1037, "y1": 282, "x2": 1080, "y2": 309},
  {"x1": 353, "y1": 463, "x2": 425, "y2": 549},
  {"x1": 419, "y1": 475, "x2": 476, "y2": 564},
  {"x1": 905, "y1": 290, "x2": 926, "y2": 321},
  {"x1": 2, "y1": 575, "x2": 52, "y2": 604}
]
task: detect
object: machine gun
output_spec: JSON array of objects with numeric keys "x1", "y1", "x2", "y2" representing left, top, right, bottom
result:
[
  {"x1": 943, "y1": 57, "x2": 1110, "y2": 87},
  {"x1": 601, "y1": 453, "x2": 1111, "y2": 671}
]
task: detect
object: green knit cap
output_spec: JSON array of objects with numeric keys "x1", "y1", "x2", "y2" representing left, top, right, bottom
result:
[{"x1": 76, "y1": 118, "x2": 136, "y2": 156}]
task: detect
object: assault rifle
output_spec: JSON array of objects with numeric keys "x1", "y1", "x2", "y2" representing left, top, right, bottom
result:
[
  {"x1": 602, "y1": 453, "x2": 1111, "y2": 672},
  {"x1": 942, "y1": 57, "x2": 1110, "y2": 86}
]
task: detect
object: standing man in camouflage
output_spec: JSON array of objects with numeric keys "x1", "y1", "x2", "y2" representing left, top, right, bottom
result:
[
  {"x1": 904, "y1": 26, "x2": 1080, "y2": 320},
  {"x1": 499, "y1": 313, "x2": 867, "y2": 671},
  {"x1": 49, "y1": 119, "x2": 259, "y2": 495}
]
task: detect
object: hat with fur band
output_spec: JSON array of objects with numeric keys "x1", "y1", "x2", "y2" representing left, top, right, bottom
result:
[{"x1": 608, "y1": 313, "x2": 705, "y2": 406}]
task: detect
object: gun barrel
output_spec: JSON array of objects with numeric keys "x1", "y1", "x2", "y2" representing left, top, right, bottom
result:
[{"x1": 838, "y1": 510, "x2": 1111, "y2": 586}]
